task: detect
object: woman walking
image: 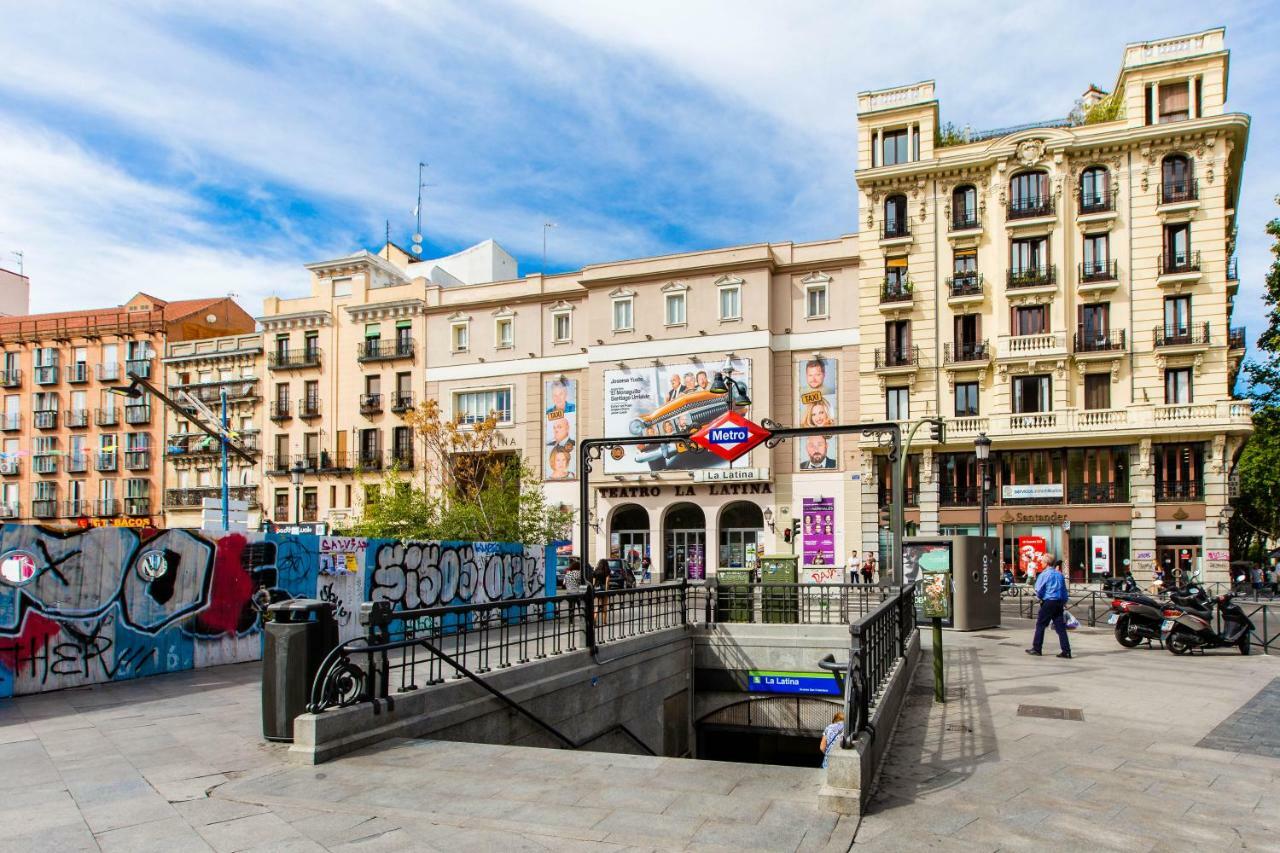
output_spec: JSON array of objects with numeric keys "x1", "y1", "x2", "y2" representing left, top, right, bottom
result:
[{"x1": 592, "y1": 559, "x2": 611, "y2": 627}]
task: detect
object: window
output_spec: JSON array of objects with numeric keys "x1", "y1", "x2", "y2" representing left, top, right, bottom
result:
[
  {"x1": 1080, "y1": 167, "x2": 1109, "y2": 210},
  {"x1": 99, "y1": 478, "x2": 115, "y2": 502},
  {"x1": 1009, "y1": 171, "x2": 1048, "y2": 215},
  {"x1": 952, "y1": 185, "x2": 977, "y2": 228},
  {"x1": 1161, "y1": 155, "x2": 1194, "y2": 202},
  {"x1": 495, "y1": 317, "x2": 514, "y2": 348},
  {"x1": 883, "y1": 195, "x2": 908, "y2": 237},
  {"x1": 275, "y1": 335, "x2": 290, "y2": 358},
  {"x1": 451, "y1": 322, "x2": 469, "y2": 352},
  {"x1": 1165, "y1": 368, "x2": 1193, "y2": 404},
  {"x1": 364, "y1": 323, "x2": 381, "y2": 348},
  {"x1": 953, "y1": 251, "x2": 976, "y2": 276},
  {"x1": 805, "y1": 283, "x2": 828, "y2": 319},
  {"x1": 333, "y1": 277, "x2": 352, "y2": 297},
  {"x1": 1163, "y1": 222, "x2": 1192, "y2": 270},
  {"x1": 275, "y1": 383, "x2": 289, "y2": 406},
  {"x1": 395, "y1": 321, "x2": 412, "y2": 351},
  {"x1": 364, "y1": 374, "x2": 381, "y2": 397},
  {"x1": 552, "y1": 311, "x2": 571, "y2": 342},
  {"x1": 302, "y1": 488, "x2": 318, "y2": 521},
  {"x1": 718, "y1": 283, "x2": 741, "y2": 321},
  {"x1": 881, "y1": 128, "x2": 909, "y2": 166},
  {"x1": 274, "y1": 434, "x2": 289, "y2": 465},
  {"x1": 612, "y1": 297, "x2": 634, "y2": 331},
  {"x1": 953, "y1": 314, "x2": 982, "y2": 358},
  {"x1": 1158, "y1": 81, "x2": 1190, "y2": 123},
  {"x1": 1012, "y1": 375, "x2": 1052, "y2": 413},
  {"x1": 1084, "y1": 374, "x2": 1111, "y2": 410},
  {"x1": 664, "y1": 292, "x2": 686, "y2": 326},
  {"x1": 1078, "y1": 303, "x2": 1110, "y2": 348},
  {"x1": 955, "y1": 382, "x2": 979, "y2": 417},
  {"x1": 1082, "y1": 233, "x2": 1109, "y2": 278},
  {"x1": 885, "y1": 257, "x2": 909, "y2": 296},
  {"x1": 1013, "y1": 305, "x2": 1048, "y2": 336},
  {"x1": 1155, "y1": 443, "x2": 1204, "y2": 501},
  {"x1": 886, "y1": 386, "x2": 909, "y2": 421},
  {"x1": 274, "y1": 489, "x2": 289, "y2": 520},
  {"x1": 1010, "y1": 236, "x2": 1049, "y2": 275},
  {"x1": 304, "y1": 380, "x2": 319, "y2": 412},
  {"x1": 359, "y1": 429, "x2": 382, "y2": 465},
  {"x1": 304, "y1": 332, "x2": 319, "y2": 358},
  {"x1": 1164, "y1": 295, "x2": 1191, "y2": 337},
  {"x1": 455, "y1": 388, "x2": 513, "y2": 425},
  {"x1": 884, "y1": 320, "x2": 911, "y2": 365}
]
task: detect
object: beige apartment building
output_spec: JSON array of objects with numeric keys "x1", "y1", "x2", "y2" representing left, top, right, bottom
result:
[
  {"x1": 854, "y1": 28, "x2": 1249, "y2": 582},
  {"x1": 260, "y1": 28, "x2": 1251, "y2": 583},
  {"x1": 0, "y1": 293, "x2": 255, "y2": 528},
  {"x1": 161, "y1": 332, "x2": 265, "y2": 530}
]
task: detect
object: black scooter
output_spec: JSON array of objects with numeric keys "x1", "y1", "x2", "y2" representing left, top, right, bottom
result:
[
  {"x1": 1161, "y1": 592, "x2": 1254, "y2": 655},
  {"x1": 1109, "y1": 584, "x2": 1208, "y2": 649}
]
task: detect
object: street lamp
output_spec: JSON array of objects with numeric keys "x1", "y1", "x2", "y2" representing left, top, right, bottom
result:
[
  {"x1": 975, "y1": 432, "x2": 993, "y2": 586},
  {"x1": 1218, "y1": 504, "x2": 1235, "y2": 535},
  {"x1": 289, "y1": 459, "x2": 307, "y2": 525},
  {"x1": 708, "y1": 370, "x2": 751, "y2": 408}
]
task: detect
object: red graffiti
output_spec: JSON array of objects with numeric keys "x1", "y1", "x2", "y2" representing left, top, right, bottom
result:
[
  {"x1": 0, "y1": 612, "x2": 62, "y2": 673},
  {"x1": 199, "y1": 534, "x2": 254, "y2": 634}
]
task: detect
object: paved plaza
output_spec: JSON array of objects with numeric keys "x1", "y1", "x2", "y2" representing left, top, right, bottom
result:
[{"x1": 0, "y1": 619, "x2": 1276, "y2": 852}]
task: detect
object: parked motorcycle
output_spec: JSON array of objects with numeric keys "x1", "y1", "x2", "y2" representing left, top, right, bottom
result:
[
  {"x1": 1161, "y1": 592, "x2": 1254, "y2": 655},
  {"x1": 1109, "y1": 585, "x2": 1209, "y2": 649}
]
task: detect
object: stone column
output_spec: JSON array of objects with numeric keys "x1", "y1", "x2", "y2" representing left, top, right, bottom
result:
[
  {"x1": 860, "y1": 455, "x2": 881, "y2": 560},
  {"x1": 1130, "y1": 440, "x2": 1157, "y2": 582},
  {"x1": 1200, "y1": 432, "x2": 1233, "y2": 584}
]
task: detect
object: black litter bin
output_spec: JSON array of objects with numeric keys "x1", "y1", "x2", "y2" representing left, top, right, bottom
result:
[{"x1": 262, "y1": 599, "x2": 338, "y2": 742}]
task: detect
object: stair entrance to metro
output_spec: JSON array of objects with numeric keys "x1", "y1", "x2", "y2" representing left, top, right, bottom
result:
[{"x1": 696, "y1": 696, "x2": 842, "y2": 768}]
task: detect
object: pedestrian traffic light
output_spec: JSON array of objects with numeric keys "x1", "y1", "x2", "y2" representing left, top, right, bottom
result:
[
  {"x1": 928, "y1": 417, "x2": 945, "y2": 444},
  {"x1": 783, "y1": 526, "x2": 792, "y2": 543}
]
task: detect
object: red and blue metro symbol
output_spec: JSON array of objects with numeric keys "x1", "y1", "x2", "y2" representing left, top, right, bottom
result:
[{"x1": 689, "y1": 410, "x2": 772, "y2": 463}]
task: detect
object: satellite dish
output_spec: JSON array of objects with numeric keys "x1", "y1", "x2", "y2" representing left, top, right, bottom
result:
[
  {"x1": 412, "y1": 233, "x2": 423, "y2": 243},
  {"x1": 411, "y1": 243, "x2": 423, "y2": 255}
]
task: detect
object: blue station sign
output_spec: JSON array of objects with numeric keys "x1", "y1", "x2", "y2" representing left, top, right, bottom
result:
[{"x1": 747, "y1": 670, "x2": 841, "y2": 696}]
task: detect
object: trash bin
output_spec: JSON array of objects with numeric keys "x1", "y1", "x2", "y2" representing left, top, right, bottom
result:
[
  {"x1": 715, "y1": 569, "x2": 753, "y2": 623},
  {"x1": 760, "y1": 555, "x2": 798, "y2": 623},
  {"x1": 262, "y1": 598, "x2": 338, "y2": 742}
]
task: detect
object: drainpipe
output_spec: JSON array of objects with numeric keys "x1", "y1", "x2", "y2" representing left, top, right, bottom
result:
[{"x1": 1127, "y1": 150, "x2": 1136, "y2": 408}]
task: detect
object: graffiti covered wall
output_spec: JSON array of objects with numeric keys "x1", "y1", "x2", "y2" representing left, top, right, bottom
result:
[{"x1": 0, "y1": 525, "x2": 553, "y2": 698}]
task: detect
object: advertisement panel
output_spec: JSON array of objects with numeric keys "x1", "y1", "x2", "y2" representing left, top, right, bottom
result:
[
  {"x1": 1018, "y1": 535, "x2": 1048, "y2": 578},
  {"x1": 602, "y1": 357, "x2": 751, "y2": 473},
  {"x1": 802, "y1": 496, "x2": 836, "y2": 566},
  {"x1": 796, "y1": 357, "x2": 838, "y2": 470},
  {"x1": 1091, "y1": 535, "x2": 1111, "y2": 575},
  {"x1": 543, "y1": 378, "x2": 577, "y2": 481}
]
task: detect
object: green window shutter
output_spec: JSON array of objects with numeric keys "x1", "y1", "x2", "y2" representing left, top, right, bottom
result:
[
  {"x1": 365, "y1": 323, "x2": 381, "y2": 338},
  {"x1": 396, "y1": 319, "x2": 411, "y2": 329}
]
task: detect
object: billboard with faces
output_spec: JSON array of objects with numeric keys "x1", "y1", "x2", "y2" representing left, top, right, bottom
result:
[
  {"x1": 543, "y1": 378, "x2": 577, "y2": 481},
  {"x1": 796, "y1": 357, "x2": 838, "y2": 470}
]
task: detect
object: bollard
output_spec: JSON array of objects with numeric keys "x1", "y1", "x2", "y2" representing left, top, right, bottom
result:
[{"x1": 932, "y1": 616, "x2": 945, "y2": 703}]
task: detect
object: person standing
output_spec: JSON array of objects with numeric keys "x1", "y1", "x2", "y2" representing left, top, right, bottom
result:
[
  {"x1": 1026, "y1": 555, "x2": 1071, "y2": 658},
  {"x1": 640, "y1": 556, "x2": 652, "y2": 584},
  {"x1": 591, "y1": 559, "x2": 610, "y2": 627},
  {"x1": 819, "y1": 711, "x2": 845, "y2": 769},
  {"x1": 861, "y1": 556, "x2": 874, "y2": 585}
]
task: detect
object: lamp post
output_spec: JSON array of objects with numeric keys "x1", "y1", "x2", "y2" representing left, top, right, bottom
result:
[
  {"x1": 1217, "y1": 504, "x2": 1235, "y2": 535},
  {"x1": 289, "y1": 459, "x2": 306, "y2": 526}
]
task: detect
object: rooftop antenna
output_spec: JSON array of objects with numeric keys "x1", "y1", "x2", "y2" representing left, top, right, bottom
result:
[
  {"x1": 412, "y1": 162, "x2": 428, "y2": 257},
  {"x1": 385, "y1": 220, "x2": 390, "y2": 259},
  {"x1": 542, "y1": 222, "x2": 557, "y2": 274},
  {"x1": 10, "y1": 250, "x2": 22, "y2": 276}
]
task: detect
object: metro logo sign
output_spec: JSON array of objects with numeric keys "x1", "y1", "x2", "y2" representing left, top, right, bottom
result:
[{"x1": 689, "y1": 410, "x2": 771, "y2": 462}]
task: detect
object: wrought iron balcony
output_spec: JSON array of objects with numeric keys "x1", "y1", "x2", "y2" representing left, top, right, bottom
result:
[
  {"x1": 95, "y1": 452, "x2": 118, "y2": 472},
  {"x1": 877, "y1": 486, "x2": 918, "y2": 508},
  {"x1": 874, "y1": 346, "x2": 919, "y2": 369},
  {"x1": 299, "y1": 397, "x2": 321, "y2": 418},
  {"x1": 880, "y1": 220, "x2": 910, "y2": 239},
  {"x1": 33, "y1": 410, "x2": 58, "y2": 429},
  {"x1": 66, "y1": 409, "x2": 89, "y2": 428},
  {"x1": 390, "y1": 447, "x2": 415, "y2": 468},
  {"x1": 357, "y1": 340, "x2": 415, "y2": 362},
  {"x1": 1007, "y1": 194, "x2": 1053, "y2": 220},
  {"x1": 1078, "y1": 189, "x2": 1114, "y2": 214},
  {"x1": 32, "y1": 500, "x2": 57, "y2": 519},
  {"x1": 880, "y1": 279, "x2": 913, "y2": 304},
  {"x1": 125, "y1": 358, "x2": 152, "y2": 379},
  {"x1": 1229, "y1": 327, "x2": 1246, "y2": 350},
  {"x1": 319, "y1": 451, "x2": 352, "y2": 471},
  {"x1": 268, "y1": 349, "x2": 321, "y2": 370},
  {"x1": 1068, "y1": 483, "x2": 1128, "y2": 503},
  {"x1": 124, "y1": 450, "x2": 151, "y2": 471},
  {"x1": 1154, "y1": 322, "x2": 1210, "y2": 348},
  {"x1": 1079, "y1": 259, "x2": 1118, "y2": 282},
  {"x1": 359, "y1": 451, "x2": 384, "y2": 471},
  {"x1": 1007, "y1": 266, "x2": 1056, "y2": 289},
  {"x1": 62, "y1": 500, "x2": 90, "y2": 518},
  {"x1": 164, "y1": 486, "x2": 260, "y2": 509},
  {"x1": 267, "y1": 454, "x2": 290, "y2": 472},
  {"x1": 1074, "y1": 329, "x2": 1127, "y2": 353},
  {"x1": 1160, "y1": 251, "x2": 1201, "y2": 275},
  {"x1": 67, "y1": 363, "x2": 89, "y2": 384},
  {"x1": 360, "y1": 393, "x2": 383, "y2": 415},
  {"x1": 95, "y1": 363, "x2": 121, "y2": 381},
  {"x1": 125, "y1": 405, "x2": 152, "y2": 425},
  {"x1": 939, "y1": 485, "x2": 995, "y2": 507},
  {"x1": 301, "y1": 505, "x2": 319, "y2": 523},
  {"x1": 124, "y1": 497, "x2": 152, "y2": 517},
  {"x1": 1160, "y1": 180, "x2": 1198, "y2": 204},
  {"x1": 33, "y1": 366, "x2": 58, "y2": 385},
  {"x1": 96, "y1": 408, "x2": 119, "y2": 426},
  {"x1": 32, "y1": 454, "x2": 57, "y2": 474},
  {"x1": 943, "y1": 341, "x2": 990, "y2": 365},
  {"x1": 0, "y1": 369, "x2": 19, "y2": 388},
  {"x1": 950, "y1": 213, "x2": 980, "y2": 231},
  {"x1": 66, "y1": 454, "x2": 88, "y2": 473},
  {"x1": 391, "y1": 392, "x2": 415, "y2": 413},
  {"x1": 269, "y1": 400, "x2": 292, "y2": 422},
  {"x1": 947, "y1": 273, "x2": 983, "y2": 298},
  {"x1": 94, "y1": 499, "x2": 120, "y2": 517},
  {"x1": 1228, "y1": 256, "x2": 1239, "y2": 282},
  {"x1": 0, "y1": 414, "x2": 18, "y2": 431},
  {"x1": 298, "y1": 454, "x2": 320, "y2": 470},
  {"x1": 1156, "y1": 480, "x2": 1203, "y2": 502}
]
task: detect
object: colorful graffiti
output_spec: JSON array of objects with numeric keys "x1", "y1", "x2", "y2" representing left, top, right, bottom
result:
[{"x1": 0, "y1": 525, "x2": 553, "y2": 698}]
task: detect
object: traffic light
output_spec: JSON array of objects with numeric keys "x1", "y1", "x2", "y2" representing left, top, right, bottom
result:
[
  {"x1": 928, "y1": 417, "x2": 945, "y2": 444},
  {"x1": 784, "y1": 518, "x2": 800, "y2": 543}
]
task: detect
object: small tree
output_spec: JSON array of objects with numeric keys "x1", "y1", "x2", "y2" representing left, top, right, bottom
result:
[{"x1": 1244, "y1": 198, "x2": 1280, "y2": 408}]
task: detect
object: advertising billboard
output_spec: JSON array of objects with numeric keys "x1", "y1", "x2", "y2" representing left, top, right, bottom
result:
[
  {"x1": 543, "y1": 378, "x2": 577, "y2": 481},
  {"x1": 802, "y1": 496, "x2": 836, "y2": 567},
  {"x1": 796, "y1": 357, "x2": 838, "y2": 470}
]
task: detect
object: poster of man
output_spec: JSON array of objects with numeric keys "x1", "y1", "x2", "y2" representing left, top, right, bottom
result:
[
  {"x1": 796, "y1": 357, "x2": 838, "y2": 469},
  {"x1": 603, "y1": 357, "x2": 752, "y2": 474},
  {"x1": 544, "y1": 378, "x2": 577, "y2": 480},
  {"x1": 799, "y1": 435, "x2": 836, "y2": 469}
]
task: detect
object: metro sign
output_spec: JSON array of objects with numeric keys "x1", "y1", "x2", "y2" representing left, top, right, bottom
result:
[{"x1": 689, "y1": 410, "x2": 772, "y2": 463}]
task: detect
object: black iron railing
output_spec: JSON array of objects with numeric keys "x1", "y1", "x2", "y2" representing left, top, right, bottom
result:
[
  {"x1": 391, "y1": 448, "x2": 415, "y2": 468},
  {"x1": 1067, "y1": 482, "x2": 1128, "y2": 503},
  {"x1": 33, "y1": 410, "x2": 57, "y2": 429},
  {"x1": 360, "y1": 393, "x2": 382, "y2": 414},
  {"x1": 1074, "y1": 329, "x2": 1126, "y2": 353},
  {"x1": 943, "y1": 341, "x2": 989, "y2": 364},
  {"x1": 875, "y1": 346, "x2": 919, "y2": 369},
  {"x1": 881, "y1": 220, "x2": 910, "y2": 239},
  {"x1": 1154, "y1": 322, "x2": 1210, "y2": 348},
  {"x1": 269, "y1": 350, "x2": 321, "y2": 370},
  {"x1": 267, "y1": 454, "x2": 290, "y2": 472},
  {"x1": 1007, "y1": 266, "x2": 1056, "y2": 289},
  {"x1": 880, "y1": 279, "x2": 913, "y2": 303},
  {"x1": 878, "y1": 486, "x2": 919, "y2": 508},
  {"x1": 67, "y1": 363, "x2": 89, "y2": 383},
  {"x1": 1160, "y1": 180, "x2": 1198, "y2": 204},
  {"x1": 95, "y1": 408, "x2": 119, "y2": 426},
  {"x1": 1156, "y1": 480, "x2": 1204, "y2": 502},
  {"x1": 300, "y1": 397, "x2": 321, "y2": 418},
  {"x1": 1160, "y1": 251, "x2": 1201, "y2": 275},
  {"x1": 1079, "y1": 259, "x2": 1118, "y2": 282},
  {"x1": 319, "y1": 451, "x2": 352, "y2": 471},
  {"x1": 1007, "y1": 195, "x2": 1053, "y2": 220},
  {"x1": 358, "y1": 340, "x2": 415, "y2": 361},
  {"x1": 165, "y1": 486, "x2": 260, "y2": 509},
  {"x1": 689, "y1": 582, "x2": 899, "y2": 626},
  {"x1": 391, "y1": 392, "x2": 415, "y2": 413},
  {"x1": 94, "y1": 499, "x2": 120, "y2": 517},
  {"x1": 66, "y1": 409, "x2": 89, "y2": 428},
  {"x1": 1079, "y1": 189, "x2": 1113, "y2": 213},
  {"x1": 950, "y1": 214, "x2": 980, "y2": 231},
  {"x1": 947, "y1": 273, "x2": 983, "y2": 298},
  {"x1": 939, "y1": 485, "x2": 994, "y2": 507},
  {"x1": 359, "y1": 451, "x2": 384, "y2": 471},
  {"x1": 124, "y1": 404, "x2": 151, "y2": 425},
  {"x1": 1230, "y1": 327, "x2": 1246, "y2": 350},
  {"x1": 269, "y1": 400, "x2": 291, "y2": 420}
]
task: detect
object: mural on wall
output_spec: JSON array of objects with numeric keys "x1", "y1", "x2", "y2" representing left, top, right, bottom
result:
[
  {"x1": 543, "y1": 378, "x2": 578, "y2": 481},
  {"x1": 603, "y1": 356, "x2": 752, "y2": 473},
  {"x1": 796, "y1": 357, "x2": 838, "y2": 470},
  {"x1": 0, "y1": 524, "x2": 552, "y2": 699}
]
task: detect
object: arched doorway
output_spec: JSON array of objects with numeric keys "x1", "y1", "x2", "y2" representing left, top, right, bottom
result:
[
  {"x1": 719, "y1": 501, "x2": 764, "y2": 572},
  {"x1": 609, "y1": 504, "x2": 649, "y2": 567},
  {"x1": 663, "y1": 502, "x2": 705, "y2": 581}
]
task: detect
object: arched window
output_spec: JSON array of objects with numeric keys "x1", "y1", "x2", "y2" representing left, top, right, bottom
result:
[
  {"x1": 1079, "y1": 167, "x2": 1110, "y2": 212},
  {"x1": 951, "y1": 185, "x2": 977, "y2": 229},
  {"x1": 1161, "y1": 154, "x2": 1195, "y2": 203},
  {"x1": 883, "y1": 194, "x2": 908, "y2": 238},
  {"x1": 1008, "y1": 170, "x2": 1049, "y2": 219}
]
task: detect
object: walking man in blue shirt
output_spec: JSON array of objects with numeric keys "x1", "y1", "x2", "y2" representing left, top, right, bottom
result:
[{"x1": 1026, "y1": 556, "x2": 1072, "y2": 658}]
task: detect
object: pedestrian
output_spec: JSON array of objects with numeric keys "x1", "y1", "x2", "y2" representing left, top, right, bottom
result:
[
  {"x1": 1251, "y1": 565, "x2": 1263, "y2": 597},
  {"x1": 641, "y1": 556, "x2": 652, "y2": 584},
  {"x1": 863, "y1": 555, "x2": 875, "y2": 585},
  {"x1": 592, "y1": 558, "x2": 610, "y2": 626},
  {"x1": 563, "y1": 557, "x2": 582, "y2": 594},
  {"x1": 819, "y1": 711, "x2": 845, "y2": 768},
  {"x1": 1026, "y1": 553, "x2": 1071, "y2": 659}
]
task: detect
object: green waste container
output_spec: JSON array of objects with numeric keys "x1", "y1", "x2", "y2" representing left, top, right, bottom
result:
[
  {"x1": 715, "y1": 569, "x2": 753, "y2": 622},
  {"x1": 760, "y1": 555, "x2": 799, "y2": 623}
]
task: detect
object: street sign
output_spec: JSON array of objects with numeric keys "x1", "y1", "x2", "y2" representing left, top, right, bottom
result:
[{"x1": 688, "y1": 410, "x2": 771, "y2": 463}]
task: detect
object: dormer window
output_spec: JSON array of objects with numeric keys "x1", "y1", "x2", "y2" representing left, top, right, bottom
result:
[
  {"x1": 1158, "y1": 81, "x2": 1190, "y2": 123},
  {"x1": 881, "y1": 128, "x2": 909, "y2": 166}
]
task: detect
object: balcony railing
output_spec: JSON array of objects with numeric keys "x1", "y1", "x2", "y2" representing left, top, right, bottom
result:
[
  {"x1": 938, "y1": 485, "x2": 995, "y2": 507},
  {"x1": 1159, "y1": 251, "x2": 1201, "y2": 275},
  {"x1": 34, "y1": 366, "x2": 58, "y2": 385},
  {"x1": 181, "y1": 383, "x2": 261, "y2": 405},
  {"x1": 1079, "y1": 259, "x2": 1118, "y2": 282},
  {"x1": 1160, "y1": 180, "x2": 1198, "y2": 204},
  {"x1": 66, "y1": 409, "x2": 89, "y2": 428},
  {"x1": 360, "y1": 393, "x2": 383, "y2": 415},
  {"x1": 939, "y1": 402, "x2": 1250, "y2": 442},
  {"x1": 124, "y1": 450, "x2": 151, "y2": 471},
  {"x1": 1079, "y1": 189, "x2": 1114, "y2": 214},
  {"x1": 877, "y1": 487, "x2": 918, "y2": 508},
  {"x1": 1068, "y1": 483, "x2": 1128, "y2": 503},
  {"x1": 1074, "y1": 329, "x2": 1127, "y2": 353},
  {"x1": 268, "y1": 454, "x2": 290, "y2": 472},
  {"x1": 357, "y1": 340, "x2": 416, "y2": 361},
  {"x1": 125, "y1": 358, "x2": 152, "y2": 379},
  {"x1": 62, "y1": 500, "x2": 90, "y2": 518},
  {"x1": 0, "y1": 459, "x2": 18, "y2": 475},
  {"x1": 880, "y1": 279, "x2": 913, "y2": 304},
  {"x1": 299, "y1": 398, "x2": 321, "y2": 418},
  {"x1": 33, "y1": 410, "x2": 58, "y2": 429},
  {"x1": 269, "y1": 349, "x2": 321, "y2": 370},
  {"x1": 359, "y1": 451, "x2": 384, "y2": 471},
  {"x1": 319, "y1": 451, "x2": 352, "y2": 471},
  {"x1": 874, "y1": 346, "x2": 919, "y2": 369},
  {"x1": 301, "y1": 505, "x2": 319, "y2": 523},
  {"x1": 270, "y1": 400, "x2": 293, "y2": 420},
  {"x1": 67, "y1": 363, "x2": 89, "y2": 384},
  {"x1": 0, "y1": 369, "x2": 19, "y2": 388},
  {"x1": 391, "y1": 392, "x2": 415, "y2": 413},
  {"x1": 124, "y1": 405, "x2": 152, "y2": 425},
  {"x1": 943, "y1": 341, "x2": 989, "y2": 364},
  {"x1": 0, "y1": 504, "x2": 17, "y2": 519},
  {"x1": 947, "y1": 273, "x2": 983, "y2": 298},
  {"x1": 66, "y1": 454, "x2": 88, "y2": 473},
  {"x1": 950, "y1": 213, "x2": 980, "y2": 231},
  {"x1": 96, "y1": 408, "x2": 119, "y2": 426},
  {"x1": 999, "y1": 332, "x2": 1066, "y2": 357},
  {"x1": 95, "y1": 363, "x2": 121, "y2": 382},
  {"x1": 94, "y1": 499, "x2": 120, "y2": 517},
  {"x1": 124, "y1": 497, "x2": 152, "y2": 517},
  {"x1": 390, "y1": 448, "x2": 415, "y2": 468},
  {"x1": 881, "y1": 220, "x2": 910, "y2": 239},
  {"x1": 32, "y1": 454, "x2": 57, "y2": 474},
  {"x1": 1228, "y1": 256, "x2": 1239, "y2": 282},
  {"x1": 1229, "y1": 327, "x2": 1246, "y2": 350},
  {"x1": 1156, "y1": 481, "x2": 1204, "y2": 502},
  {"x1": 95, "y1": 452, "x2": 118, "y2": 472},
  {"x1": 1007, "y1": 194, "x2": 1053, "y2": 220},
  {"x1": 273, "y1": 506, "x2": 290, "y2": 523},
  {"x1": 164, "y1": 486, "x2": 260, "y2": 509},
  {"x1": 0, "y1": 414, "x2": 18, "y2": 431},
  {"x1": 1007, "y1": 266, "x2": 1056, "y2": 289},
  {"x1": 32, "y1": 500, "x2": 57, "y2": 519},
  {"x1": 1154, "y1": 322, "x2": 1210, "y2": 348}
]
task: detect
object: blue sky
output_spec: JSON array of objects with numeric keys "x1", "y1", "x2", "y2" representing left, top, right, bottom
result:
[{"x1": 0, "y1": 1, "x2": 1277, "y2": 342}]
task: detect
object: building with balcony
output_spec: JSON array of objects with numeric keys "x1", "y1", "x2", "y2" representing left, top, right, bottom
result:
[
  {"x1": 162, "y1": 332, "x2": 265, "y2": 529},
  {"x1": 854, "y1": 28, "x2": 1249, "y2": 581},
  {"x1": 0, "y1": 292, "x2": 255, "y2": 528}
]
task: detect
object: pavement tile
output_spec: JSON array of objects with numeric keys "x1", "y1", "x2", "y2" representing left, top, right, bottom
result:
[
  {"x1": 196, "y1": 810, "x2": 310, "y2": 853},
  {"x1": 95, "y1": 814, "x2": 216, "y2": 852}
]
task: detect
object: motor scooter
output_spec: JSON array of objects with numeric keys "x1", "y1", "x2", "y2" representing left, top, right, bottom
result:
[
  {"x1": 1161, "y1": 592, "x2": 1254, "y2": 655},
  {"x1": 1109, "y1": 584, "x2": 1209, "y2": 648}
]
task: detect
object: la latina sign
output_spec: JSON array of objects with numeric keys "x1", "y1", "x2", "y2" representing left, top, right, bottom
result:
[{"x1": 690, "y1": 411, "x2": 771, "y2": 462}]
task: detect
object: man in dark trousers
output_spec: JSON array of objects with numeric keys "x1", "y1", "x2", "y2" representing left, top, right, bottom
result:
[{"x1": 1026, "y1": 556, "x2": 1071, "y2": 658}]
